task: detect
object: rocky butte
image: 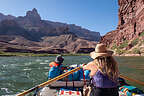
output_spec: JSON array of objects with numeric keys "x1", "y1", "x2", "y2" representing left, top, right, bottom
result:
[
  {"x1": 0, "y1": 8, "x2": 101, "y2": 54},
  {"x1": 101, "y1": 0, "x2": 144, "y2": 55}
]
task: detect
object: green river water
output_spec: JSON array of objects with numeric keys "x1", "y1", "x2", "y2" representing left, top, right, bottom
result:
[{"x1": 0, "y1": 56, "x2": 144, "y2": 95}]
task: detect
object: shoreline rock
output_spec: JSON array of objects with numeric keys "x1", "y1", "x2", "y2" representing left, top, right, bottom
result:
[
  {"x1": 114, "y1": 54, "x2": 142, "y2": 56},
  {"x1": 101, "y1": 0, "x2": 144, "y2": 55}
]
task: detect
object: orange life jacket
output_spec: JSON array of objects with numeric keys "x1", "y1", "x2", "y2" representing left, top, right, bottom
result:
[{"x1": 49, "y1": 62, "x2": 59, "y2": 67}]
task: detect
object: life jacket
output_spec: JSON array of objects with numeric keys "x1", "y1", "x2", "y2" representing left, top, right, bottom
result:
[
  {"x1": 49, "y1": 62, "x2": 59, "y2": 67},
  {"x1": 48, "y1": 62, "x2": 62, "y2": 79}
]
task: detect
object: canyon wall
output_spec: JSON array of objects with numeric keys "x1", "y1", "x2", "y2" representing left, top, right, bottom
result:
[
  {"x1": 101, "y1": 0, "x2": 144, "y2": 55},
  {"x1": 0, "y1": 8, "x2": 100, "y2": 54}
]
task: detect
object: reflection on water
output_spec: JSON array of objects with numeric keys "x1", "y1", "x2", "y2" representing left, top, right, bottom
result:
[
  {"x1": 0, "y1": 56, "x2": 144, "y2": 95},
  {"x1": 115, "y1": 56, "x2": 144, "y2": 91}
]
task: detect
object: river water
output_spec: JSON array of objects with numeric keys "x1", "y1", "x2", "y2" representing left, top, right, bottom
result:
[{"x1": 0, "y1": 56, "x2": 144, "y2": 95}]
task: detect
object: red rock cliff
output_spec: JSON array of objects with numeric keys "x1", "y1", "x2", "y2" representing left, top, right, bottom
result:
[{"x1": 101, "y1": 0, "x2": 144, "y2": 54}]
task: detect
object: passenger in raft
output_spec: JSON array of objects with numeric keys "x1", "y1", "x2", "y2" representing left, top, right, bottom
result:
[
  {"x1": 82, "y1": 43, "x2": 119, "y2": 96},
  {"x1": 48, "y1": 55, "x2": 64, "y2": 79}
]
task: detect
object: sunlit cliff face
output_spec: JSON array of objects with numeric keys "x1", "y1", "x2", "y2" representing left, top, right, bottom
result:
[
  {"x1": 102, "y1": 0, "x2": 144, "y2": 43},
  {"x1": 101, "y1": 0, "x2": 144, "y2": 54}
]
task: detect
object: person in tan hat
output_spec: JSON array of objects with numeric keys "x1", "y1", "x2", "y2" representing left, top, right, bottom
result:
[{"x1": 82, "y1": 43, "x2": 119, "y2": 96}]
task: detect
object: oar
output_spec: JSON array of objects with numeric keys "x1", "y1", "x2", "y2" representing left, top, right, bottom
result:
[
  {"x1": 17, "y1": 67, "x2": 81, "y2": 96},
  {"x1": 120, "y1": 74, "x2": 144, "y2": 86}
]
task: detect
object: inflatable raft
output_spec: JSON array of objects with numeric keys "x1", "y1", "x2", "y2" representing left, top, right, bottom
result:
[
  {"x1": 39, "y1": 79, "x2": 144, "y2": 96},
  {"x1": 39, "y1": 65, "x2": 144, "y2": 96},
  {"x1": 16, "y1": 65, "x2": 144, "y2": 96}
]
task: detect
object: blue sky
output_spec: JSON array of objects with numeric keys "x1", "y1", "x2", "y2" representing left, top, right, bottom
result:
[{"x1": 0, "y1": 0, "x2": 119, "y2": 36}]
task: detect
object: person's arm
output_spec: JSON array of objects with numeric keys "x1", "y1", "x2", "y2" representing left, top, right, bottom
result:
[
  {"x1": 83, "y1": 61, "x2": 98, "y2": 77},
  {"x1": 83, "y1": 61, "x2": 93, "y2": 70}
]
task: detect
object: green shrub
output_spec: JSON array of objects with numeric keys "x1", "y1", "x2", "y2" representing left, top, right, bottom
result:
[
  {"x1": 0, "y1": 51, "x2": 4, "y2": 54},
  {"x1": 132, "y1": 48, "x2": 140, "y2": 54},
  {"x1": 131, "y1": 38, "x2": 139, "y2": 46},
  {"x1": 116, "y1": 49, "x2": 125, "y2": 55},
  {"x1": 126, "y1": 51, "x2": 132, "y2": 54},
  {"x1": 139, "y1": 32, "x2": 144, "y2": 37},
  {"x1": 118, "y1": 40, "x2": 128, "y2": 49},
  {"x1": 111, "y1": 43, "x2": 118, "y2": 50},
  {"x1": 142, "y1": 40, "x2": 144, "y2": 43}
]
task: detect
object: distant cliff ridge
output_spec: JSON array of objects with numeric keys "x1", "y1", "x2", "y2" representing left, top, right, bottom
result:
[
  {"x1": 101, "y1": 0, "x2": 144, "y2": 55},
  {"x1": 0, "y1": 8, "x2": 100, "y2": 53},
  {"x1": 0, "y1": 13, "x2": 15, "y2": 22}
]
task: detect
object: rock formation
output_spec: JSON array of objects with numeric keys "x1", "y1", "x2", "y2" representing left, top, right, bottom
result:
[
  {"x1": 0, "y1": 13, "x2": 15, "y2": 22},
  {"x1": 101, "y1": 0, "x2": 144, "y2": 55},
  {"x1": 26, "y1": 8, "x2": 41, "y2": 21},
  {"x1": 0, "y1": 8, "x2": 100, "y2": 54}
]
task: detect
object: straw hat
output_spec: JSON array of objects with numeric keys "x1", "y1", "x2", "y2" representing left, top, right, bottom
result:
[{"x1": 90, "y1": 43, "x2": 113, "y2": 59}]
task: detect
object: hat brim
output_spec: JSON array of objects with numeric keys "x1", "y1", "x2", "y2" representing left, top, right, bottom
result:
[{"x1": 90, "y1": 50, "x2": 113, "y2": 59}]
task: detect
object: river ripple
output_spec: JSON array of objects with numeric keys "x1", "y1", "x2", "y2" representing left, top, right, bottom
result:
[{"x1": 0, "y1": 56, "x2": 143, "y2": 95}]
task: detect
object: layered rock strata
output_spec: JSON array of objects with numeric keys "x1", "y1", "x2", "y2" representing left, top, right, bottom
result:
[{"x1": 101, "y1": 0, "x2": 144, "y2": 54}]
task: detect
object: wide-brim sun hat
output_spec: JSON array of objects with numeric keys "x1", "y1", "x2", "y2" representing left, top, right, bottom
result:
[{"x1": 90, "y1": 43, "x2": 113, "y2": 59}]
